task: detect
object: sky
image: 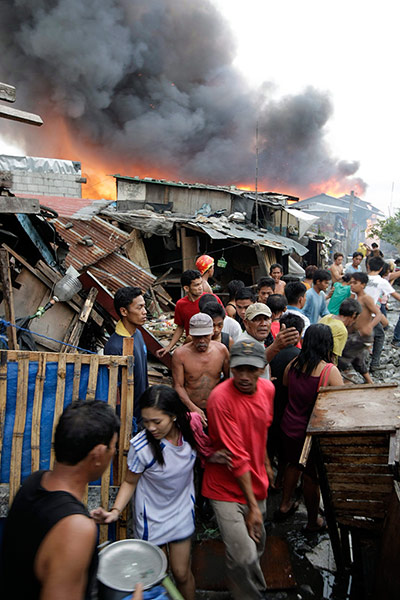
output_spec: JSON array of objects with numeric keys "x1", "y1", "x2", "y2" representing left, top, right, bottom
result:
[
  {"x1": 0, "y1": 0, "x2": 398, "y2": 215},
  {"x1": 214, "y1": 0, "x2": 400, "y2": 215}
]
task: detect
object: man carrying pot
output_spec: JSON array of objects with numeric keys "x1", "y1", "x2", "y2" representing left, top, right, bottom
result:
[{"x1": 0, "y1": 401, "x2": 143, "y2": 600}]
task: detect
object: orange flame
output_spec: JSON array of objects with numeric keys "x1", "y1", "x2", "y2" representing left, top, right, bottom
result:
[{"x1": 37, "y1": 116, "x2": 365, "y2": 201}]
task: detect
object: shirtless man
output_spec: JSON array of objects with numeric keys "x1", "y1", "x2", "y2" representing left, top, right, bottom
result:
[
  {"x1": 339, "y1": 272, "x2": 387, "y2": 383},
  {"x1": 329, "y1": 252, "x2": 344, "y2": 284},
  {"x1": 195, "y1": 255, "x2": 215, "y2": 293},
  {"x1": 172, "y1": 313, "x2": 229, "y2": 425},
  {"x1": 270, "y1": 263, "x2": 286, "y2": 295}
]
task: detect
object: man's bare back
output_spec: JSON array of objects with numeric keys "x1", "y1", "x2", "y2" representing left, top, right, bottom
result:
[{"x1": 172, "y1": 340, "x2": 229, "y2": 422}]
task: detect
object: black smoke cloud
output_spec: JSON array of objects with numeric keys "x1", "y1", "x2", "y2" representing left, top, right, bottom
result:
[{"x1": 0, "y1": 0, "x2": 366, "y2": 195}]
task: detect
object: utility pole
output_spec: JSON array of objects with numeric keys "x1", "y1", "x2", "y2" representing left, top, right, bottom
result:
[
  {"x1": 346, "y1": 190, "x2": 355, "y2": 258},
  {"x1": 255, "y1": 120, "x2": 259, "y2": 227}
]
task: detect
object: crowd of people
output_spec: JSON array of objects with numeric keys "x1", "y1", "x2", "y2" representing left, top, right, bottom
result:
[{"x1": 2, "y1": 247, "x2": 400, "y2": 600}]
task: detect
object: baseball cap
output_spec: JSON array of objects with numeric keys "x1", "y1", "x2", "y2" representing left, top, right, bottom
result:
[
  {"x1": 230, "y1": 337, "x2": 266, "y2": 369},
  {"x1": 189, "y1": 313, "x2": 214, "y2": 336},
  {"x1": 195, "y1": 255, "x2": 214, "y2": 276},
  {"x1": 245, "y1": 302, "x2": 272, "y2": 321}
]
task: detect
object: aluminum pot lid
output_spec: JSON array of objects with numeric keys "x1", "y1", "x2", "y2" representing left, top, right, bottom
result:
[{"x1": 97, "y1": 539, "x2": 167, "y2": 592}]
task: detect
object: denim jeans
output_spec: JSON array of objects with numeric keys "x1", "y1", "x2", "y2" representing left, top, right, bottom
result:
[
  {"x1": 393, "y1": 315, "x2": 400, "y2": 343},
  {"x1": 371, "y1": 322, "x2": 385, "y2": 367}
]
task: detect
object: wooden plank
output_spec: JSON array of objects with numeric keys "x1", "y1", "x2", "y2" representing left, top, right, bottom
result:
[
  {"x1": 323, "y1": 454, "x2": 389, "y2": 465},
  {"x1": 308, "y1": 385, "x2": 400, "y2": 435},
  {"x1": 334, "y1": 498, "x2": 386, "y2": 511},
  {"x1": 99, "y1": 358, "x2": 119, "y2": 544},
  {"x1": 334, "y1": 501, "x2": 386, "y2": 518},
  {"x1": 322, "y1": 445, "x2": 389, "y2": 455},
  {"x1": 261, "y1": 536, "x2": 297, "y2": 590},
  {"x1": 86, "y1": 355, "x2": 99, "y2": 401},
  {"x1": 117, "y1": 337, "x2": 134, "y2": 540},
  {"x1": 0, "y1": 82, "x2": 16, "y2": 102},
  {"x1": 1, "y1": 349, "x2": 128, "y2": 366},
  {"x1": 388, "y1": 429, "x2": 400, "y2": 464},
  {"x1": 374, "y1": 482, "x2": 400, "y2": 598},
  {"x1": 335, "y1": 515, "x2": 382, "y2": 530},
  {"x1": 0, "y1": 197, "x2": 40, "y2": 214},
  {"x1": 64, "y1": 287, "x2": 98, "y2": 353},
  {"x1": 327, "y1": 473, "x2": 393, "y2": 486},
  {"x1": 332, "y1": 489, "x2": 391, "y2": 501},
  {"x1": 9, "y1": 353, "x2": 29, "y2": 503},
  {"x1": 326, "y1": 463, "x2": 392, "y2": 475},
  {"x1": 31, "y1": 354, "x2": 46, "y2": 472},
  {"x1": 72, "y1": 354, "x2": 82, "y2": 402},
  {"x1": 0, "y1": 351, "x2": 8, "y2": 466},
  {"x1": 320, "y1": 434, "x2": 389, "y2": 447},
  {"x1": 0, "y1": 104, "x2": 43, "y2": 126},
  {"x1": 0, "y1": 248, "x2": 18, "y2": 349},
  {"x1": 299, "y1": 434, "x2": 312, "y2": 467},
  {"x1": 50, "y1": 355, "x2": 66, "y2": 469}
]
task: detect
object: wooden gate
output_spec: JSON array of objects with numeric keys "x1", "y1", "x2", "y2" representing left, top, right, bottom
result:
[{"x1": 0, "y1": 349, "x2": 134, "y2": 542}]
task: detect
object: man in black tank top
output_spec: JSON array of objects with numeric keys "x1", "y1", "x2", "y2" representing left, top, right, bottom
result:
[{"x1": 0, "y1": 401, "x2": 142, "y2": 600}]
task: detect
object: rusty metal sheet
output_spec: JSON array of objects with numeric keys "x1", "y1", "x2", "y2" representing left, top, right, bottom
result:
[{"x1": 54, "y1": 217, "x2": 155, "y2": 294}]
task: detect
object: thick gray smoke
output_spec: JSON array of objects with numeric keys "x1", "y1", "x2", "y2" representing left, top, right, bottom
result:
[{"x1": 0, "y1": 0, "x2": 366, "y2": 195}]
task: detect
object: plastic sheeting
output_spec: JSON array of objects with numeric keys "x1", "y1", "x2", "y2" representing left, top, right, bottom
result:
[
  {"x1": 0, "y1": 361, "x2": 109, "y2": 483},
  {"x1": 0, "y1": 154, "x2": 81, "y2": 175}
]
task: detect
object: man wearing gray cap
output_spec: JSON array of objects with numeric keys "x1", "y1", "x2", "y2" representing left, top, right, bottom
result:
[
  {"x1": 202, "y1": 337, "x2": 275, "y2": 600},
  {"x1": 172, "y1": 313, "x2": 229, "y2": 426},
  {"x1": 238, "y1": 302, "x2": 300, "y2": 379}
]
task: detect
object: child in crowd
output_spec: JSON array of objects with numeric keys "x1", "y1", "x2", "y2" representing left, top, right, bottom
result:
[
  {"x1": 257, "y1": 277, "x2": 276, "y2": 304},
  {"x1": 267, "y1": 294, "x2": 287, "y2": 339},
  {"x1": 225, "y1": 280, "x2": 245, "y2": 319}
]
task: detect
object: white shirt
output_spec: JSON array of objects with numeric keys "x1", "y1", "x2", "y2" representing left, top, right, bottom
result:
[
  {"x1": 222, "y1": 315, "x2": 242, "y2": 341},
  {"x1": 365, "y1": 274, "x2": 394, "y2": 304},
  {"x1": 127, "y1": 429, "x2": 196, "y2": 545}
]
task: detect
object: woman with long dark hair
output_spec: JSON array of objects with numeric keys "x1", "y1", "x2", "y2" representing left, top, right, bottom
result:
[
  {"x1": 92, "y1": 385, "x2": 226, "y2": 600},
  {"x1": 276, "y1": 324, "x2": 343, "y2": 531}
]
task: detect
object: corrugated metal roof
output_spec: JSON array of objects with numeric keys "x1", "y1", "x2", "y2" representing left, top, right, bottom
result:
[
  {"x1": 187, "y1": 219, "x2": 308, "y2": 256},
  {"x1": 114, "y1": 174, "x2": 298, "y2": 202},
  {"x1": 53, "y1": 216, "x2": 155, "y2": 294},
  {"x1": 18, "y1": 193, "x2": 95, "y2": 218}
]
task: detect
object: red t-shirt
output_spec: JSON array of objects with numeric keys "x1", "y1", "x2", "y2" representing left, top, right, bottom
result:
[
  {"x1": 202, "y1": 378, "x2": 274, "y2": 503},
  {"x1": 174, "y1": 293, "x2": 223, "y2": 335}
]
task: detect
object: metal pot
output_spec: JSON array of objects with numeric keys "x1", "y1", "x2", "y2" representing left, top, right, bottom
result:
[{"x1": 97, "y1": 539, "x2": 168, "y2": 600}]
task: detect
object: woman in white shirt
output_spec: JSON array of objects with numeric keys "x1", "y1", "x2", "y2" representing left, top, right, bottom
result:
[{"x1": 92, "y1": 385, "x2": 226, "y2": 600}]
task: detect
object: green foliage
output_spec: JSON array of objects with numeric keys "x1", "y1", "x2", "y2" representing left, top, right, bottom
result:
[{"x1": 369, "y1": 210, "x2": 400, "y2": 250}]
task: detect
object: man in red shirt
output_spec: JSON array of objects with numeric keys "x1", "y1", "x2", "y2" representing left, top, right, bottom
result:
[
  {"x1": 157, "y1": 269, "x2": 223, "y2": 358},
  {"x1": 203, "y1": 338, "x2": 275, "y2": 600}
]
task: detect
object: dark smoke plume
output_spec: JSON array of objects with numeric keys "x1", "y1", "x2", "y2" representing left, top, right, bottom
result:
[{"x1": 0, "y1": 0, "x2": 366, "y2": 195}]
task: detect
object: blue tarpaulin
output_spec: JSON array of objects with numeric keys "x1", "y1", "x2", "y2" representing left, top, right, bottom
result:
[{"x1": 0, "y1": 361, "x2": 110, "y2": 483}]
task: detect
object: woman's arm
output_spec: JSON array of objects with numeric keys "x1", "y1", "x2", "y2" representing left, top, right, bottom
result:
[
  {"x1": 327, "y1": 364, "x2": 343, "y2": 386},
  {"x1": 91, "y1": 470, "x2": 142, "y2": 524}
]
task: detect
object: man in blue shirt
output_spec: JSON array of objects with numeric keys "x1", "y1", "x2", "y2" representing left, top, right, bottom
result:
[
  {"x1": 344, "y1": 251, "x2": 363, "y2": 275},
  {"x1": 303, "y1": 269, "x2": 331, "y2": 324},
  {"x1": 104, "y1": 287, "x2": 148, "y2": 431}
]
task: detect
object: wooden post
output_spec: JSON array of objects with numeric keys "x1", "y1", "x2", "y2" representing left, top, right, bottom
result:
[
  {"x1": 117, "y1": 336, "x2": 134, "y2": 539},
  {"x1": 63, "y1": 287, "x2": 98, "y2": 352},
  {"x1": 180, "y1": 226, "x2": 198, "y2": 271},
  {"x1": 0, "y1": 248, "x2": 18, "y2": 349}
]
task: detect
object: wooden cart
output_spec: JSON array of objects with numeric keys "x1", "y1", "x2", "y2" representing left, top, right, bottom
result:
[{"x1": 303, "y1": 383, "x2": 400, "y2": 572}]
